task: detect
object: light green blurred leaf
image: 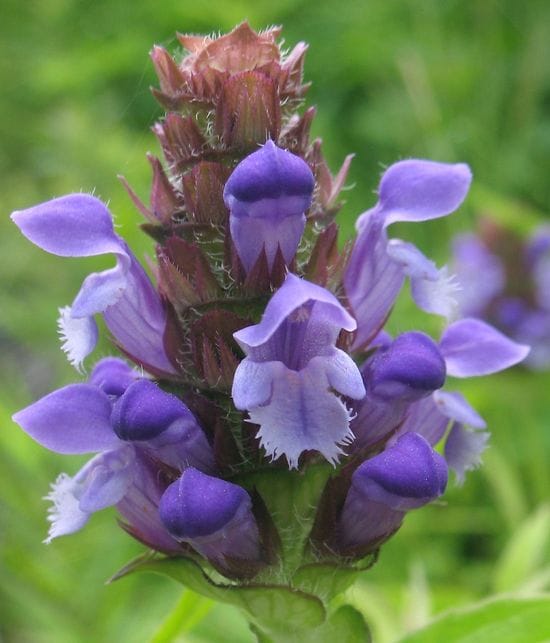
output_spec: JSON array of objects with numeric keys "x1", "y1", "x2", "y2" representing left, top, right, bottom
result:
[
  {"x1": 493, "y1": 505, "x2": 550, "y2": 593},
  {"x1": 398, "y1": 595, "x2": 550, "y2": 643},
  {"x1": 113, "y1": 555, "x2": 326, "y2": 635}
]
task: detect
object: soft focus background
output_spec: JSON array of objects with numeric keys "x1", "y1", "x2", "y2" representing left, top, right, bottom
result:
[{"x1": 1, "y1": 1, "x2": 550, "y2": 641}]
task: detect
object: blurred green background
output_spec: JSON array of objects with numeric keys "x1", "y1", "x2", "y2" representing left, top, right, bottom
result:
[{"x1": 1, "y1": 0, "x2": 550, "y2": 641}]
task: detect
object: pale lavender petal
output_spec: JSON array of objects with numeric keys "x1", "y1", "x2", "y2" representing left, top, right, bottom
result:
[
  {"x1": 323, "y1": 349, "x2": 366, "y2": 399},
  {"x1": 43, "y1": 446, "x2": 135, "y2": 542},
  {"x1": 387, "y1": 241, "x2": 460, "y2": 318},
  {"x1": 247, "y1": 358, "x2": 355, "y2": 468},
  {"x1": 232, "y1": 359, "x2": 281, "y2": 409},
  {"x1": 440, "y1": 318, "x2": 530, "y2": 376},
  {"x1": 410, "y1": 266, "x2": 460, "y2": 319},
  {"x1": 444, "y1": 422, "x2": 490, "y2": 484},
  {"x1": 386, "y1": 240, "x2": 439, "y2": 281},
  {"x1": 375, "y1": 159, "x2": 472, "y2": 226},
  {"x1": 432, "y1": 390, "x2": 486, "y2": 428},
  {"x1": 12, "y1": 384, "x2": 119, "y2": 454},
  {"x1": 345, "y1": 211, "x2": 405, "y2": 349},
  {"x1": 77, "y1": 447, "x2": 136, "y2": 512},
  {"x1": 57, "y1": 306, "x2": 99, "y2": 372},
  {"x1": 43, "y1": 473, "x2": 90, "y2": 543}
]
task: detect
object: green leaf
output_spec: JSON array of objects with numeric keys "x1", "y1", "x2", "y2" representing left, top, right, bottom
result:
[
  {"x1": 322, "y1": 605, "x2": 371, "y2": 642},
  {"x1": 493, "y1": 505, "x2": 550, "y2": 593},
  {"x1": 292, "y1": 562, "x2": 365, "y2": 602},
  {"x1": 112, "y1": 555, "x2": 326, "y2": 636},
  {"x1": 398, "y1": 595, "x2": 550, "y2": 643}
]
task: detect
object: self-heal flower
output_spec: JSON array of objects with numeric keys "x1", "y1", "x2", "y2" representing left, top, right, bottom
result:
[
  {"x1": 11, "y1": 194, "x2": 175, "y2": 375},
  {"x1": 159, "y1": 468, "x2": 261, "y2": 576},
  {"x1": 351, "y1": 331, "x2": 446, "y2": 451},
  {"x1": 335, "y1": 432, "x2": 448, "y2": 553},
  {"x1": 232, "y1": 272, "x2": 366, "y2": 467},
  {"x1": 223, "y1": 140, "x2": 315, "y2": 272},
  {"x1": 12, "y1": 358, "x2": 212, "y2": 543},
  {"x1": 453, "y1": 224, "x2": 550, "y2": 370},
  {"x1": 344, "y1": 160, "x2": 472, "y2": 349}
]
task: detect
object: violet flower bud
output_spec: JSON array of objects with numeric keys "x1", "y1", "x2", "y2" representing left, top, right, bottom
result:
[
  {"x1": 159, "y1": 468, "x2": 261, "y2": 568},
  {"x1": 368, "y1": 331, "x2": 446, "y2": 402},
  {"x1": 336, "y1": 433, "x2": 447, "y2": 552},
  {"x1": 111, "y1": 380, "x2": 216, "y2": 473},
  {"x1": 223, "y1": 140, "x2": 314, "y2": 272},
  {"x1": 352, "y1": 332, "x2": 446, "y2": 450}
]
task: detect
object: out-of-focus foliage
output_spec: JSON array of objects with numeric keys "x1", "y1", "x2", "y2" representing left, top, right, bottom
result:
[{"x1": 1, "y1": 1, "x2": 550, "y2": 641}]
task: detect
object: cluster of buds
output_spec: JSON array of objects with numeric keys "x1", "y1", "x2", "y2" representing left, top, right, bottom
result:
[
  {"x1": 453, "y1": 219, "x2": 550, "y2": 370},
  {"x1": 11, "y1": 23, "x2": 529, "y2": 635}
]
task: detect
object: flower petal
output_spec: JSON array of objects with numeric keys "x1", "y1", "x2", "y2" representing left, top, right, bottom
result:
[
  {"x1": 345, "y1": 211, "x2": 405, "y2": 349},
  {"x1": 11, "y1": 194, "x2": 123, "y2": 257},
  {"x1": 13, "y1": 384, "x2": 118, "y2": 454},
  {"x1": 234, "y1": 273, "x2": 356, "y2": 350},
  {"x1": 248, "y1": 359, "x2": 355, "y2": 468},
  {"x1": 77, "y1": 447, "x2": 136, "y2": 512},
  {"x1": 444, "y1": 422, "x2": 490, "y2": 485},
  {"x1": 432, "y1": 390, "x2": 486, "y2": 428},
  {"x1": 57, "y1": 306, "x2": 99, "y2": 372},
  {"x1": 440, "y1": 318, "x2": 530, "y2": 376},
  {"x1": 376, "y1": 159, "x2": 472, "y2": 226}
]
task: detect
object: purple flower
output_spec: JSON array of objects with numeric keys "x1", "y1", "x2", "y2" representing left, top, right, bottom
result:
[
  {"x1": 393, "y1": 319, "x2": 528, "y2": 482},
  {"x1": 12, "y1": 358, "x2": 213, "y2": 542},
  {"x1": 335, "y1": 433, "x2": 447, "y2": 552},
  {"x1": 223, "y1": 140, "x2": 315, "y2": 272},
  {"x1": 159, "y1": 468, "x2": 261, "y2": 569},
  {"x1": 344, "y1": 160, "x2": 472, "y2": 349},
  {"x1": 351, "y1": 331, "x2": 446, "y2": 451},
  {"x1": 453, "y1": 225, "x2": 550, "y2": 370},
  {"x1": 11, "y1": 194, "x2": 175, "y2": 375},
  {"x1": 232, "y1": 273, "x2": 366, "y2": 467}
]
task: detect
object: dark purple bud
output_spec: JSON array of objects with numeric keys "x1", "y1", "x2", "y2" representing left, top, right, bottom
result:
[
  {"x1": 89, "y1": 358, "x2": 138, "y2": 397},
  {"x1": 223, "y1": 141, "x2": 314, "y2": 272},
  {"x1": 336, "y1": 433, "x2": 447, "y2": 552},
  {"x1": 351, "y1": 333, "x2": 446, "y2": 452},
  {"x1": 111, "y1": 380, "x2": 191, "y2": 441},
  {"x1": 159, "y1": 468, "x2": 260, "y2": 565},
  {"x1": 368, "y1": 332, "x2": 446, "y2": 402}
]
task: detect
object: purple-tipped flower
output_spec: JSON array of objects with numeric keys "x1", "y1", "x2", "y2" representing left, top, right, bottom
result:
[
  {"x1": 335, "y1": 433, "x2": 447, "y2": 552},
  {"x1": 11, "y1": 194, "x2": 175, "y2": 375},
  {"x1": 232, "y1": 273, "x2": 366, "y2": 467},
  {"x1": 12, "y1": 359, "x2": 213, "y2": 542},
  {"x1": 345, "y1": 160, "x2": 471, "y2": 348},
  {"x1": 351, "y1": 332, "x2": 446, "y2": 450},
  {"x1": 223, "y1": 140, "x2": 315, "y2": 272},
  {"x1": 159, "y1": 468, "x2": 261, "y2": 571}
]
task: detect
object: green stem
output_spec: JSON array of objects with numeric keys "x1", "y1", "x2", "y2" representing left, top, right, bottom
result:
[{"x1": 151, "y1": 590, "x2": 213, "y2": 642}]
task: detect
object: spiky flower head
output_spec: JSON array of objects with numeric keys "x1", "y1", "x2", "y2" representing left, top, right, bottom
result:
[{"x1": 10, "y1": 22, "x2": 530, "y2": 639}]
